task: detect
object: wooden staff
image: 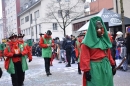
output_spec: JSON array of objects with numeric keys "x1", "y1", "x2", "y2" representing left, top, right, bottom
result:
[{"x1": 114, "y1": 57, "x2": 126, "y2": 71}]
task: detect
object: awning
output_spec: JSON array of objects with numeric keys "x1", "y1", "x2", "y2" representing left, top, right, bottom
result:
[
  {"x1": 97, "y1": 8, "x2": 130, "y2": 26},
  {"x1": 77, "y1": 21, "x2": 90, "y2": 31},
  {"x1": 77, "y1": 8, "x2": 130, "y2": 32}
]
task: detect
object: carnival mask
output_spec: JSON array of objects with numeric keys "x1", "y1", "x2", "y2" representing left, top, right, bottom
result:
[{"x1": 96, "y1": 21, "x2": 104, "y2": 37}]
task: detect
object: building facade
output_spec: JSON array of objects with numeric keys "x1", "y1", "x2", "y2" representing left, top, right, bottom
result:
[
  {"x1": 18, "y1": 0, "x2": 85, "y2": 42},
  {"x1": 0, "y1": 19, "x2": 4, "y2": 43},
  {"x1": 90, "y1": 0, "x2": 113, "y2": 14},
  {"x1": 1, "y1": 0, "x2": 20, "y2": 38},
  {"x1": 72, "y1": 0, "x2": 130, "y2": 36}
]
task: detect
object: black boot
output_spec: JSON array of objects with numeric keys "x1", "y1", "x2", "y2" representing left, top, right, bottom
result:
[
  {"x1": 49, "y1": 71, "x2": 52, "y2": 75},
  {"x1": 78, "y1": 63, "x2": 81, "y2": 74},
  {"x1": 66, "y1": 64, "x2": 71, "y2": 67},
  {"x1": 46, "y1": 72, "x2": 50, "y2": 76},
  {"x1": 78, "y1": 71, "x2": 82, "y2": 74}
]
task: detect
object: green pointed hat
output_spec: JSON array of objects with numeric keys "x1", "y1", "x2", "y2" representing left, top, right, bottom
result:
[{"x1": 82, "y1": 16, "x2": 112, "y2": 50}]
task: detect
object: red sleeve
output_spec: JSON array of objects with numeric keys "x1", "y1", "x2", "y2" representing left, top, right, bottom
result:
[
  {"x1": 39, "y1": 37, "x2": 48, "y2": 48},
  {"x1": 26, "y1": 46, "x2": 32, "y2": 60},
  {"x1": 28, "y1": 46, "x2": 32, "y2": 60},
  {"x1": 4, "y1": 47, "x2": 13, "y2": 58},
  {"x1": 80, "y1": 44, "x2": 91, "y2": 72},
  {"x1": 21, "y1": 45, "x2": 28, "y2": 56},
  {"x1": 107, "y1": 49, "x2": 115, "y2": 65}
]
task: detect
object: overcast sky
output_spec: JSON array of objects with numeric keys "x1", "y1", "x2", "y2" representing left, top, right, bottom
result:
[{"x1": 0, "y1": 0, "x2": 2, "y2": 18}]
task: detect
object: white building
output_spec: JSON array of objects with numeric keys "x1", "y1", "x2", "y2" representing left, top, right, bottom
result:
[
  {"x1": 18, "y1": 0, "x2": 85, "y2": 42},
  {"x1": 2, "y1": 0, "x2": 21, "y2": 38},
  {"x1": 0, "y1": 19, "x2": 4, "y2": 43}
]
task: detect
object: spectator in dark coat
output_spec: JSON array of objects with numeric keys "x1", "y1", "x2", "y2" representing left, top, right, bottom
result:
[{"x1": 126, "y1": 32, "x2": 130, "y2": 64}]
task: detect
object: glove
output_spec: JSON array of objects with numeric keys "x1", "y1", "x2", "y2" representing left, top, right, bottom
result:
[
  {"x1": 29, "y1": 59, "x2": 32, "y2": 62},
  {"x1": 0, "y1": 68, "x2": 3, "y2": 78},
  {"x1": 13, "y1": 54, "x2": 22, "y2": 57},
  {"x1": 18, "y1": 53, "x2": 23, "y2": 57},
  {"x1": 112, "y1": 65, "x2": 116, "y2": 75},
  {"x1": 13, "y1": 54, "x2": 19, "y2": 57},
  {"x1": 85, "y1": 71, "x2": 91, "y2": 81}
]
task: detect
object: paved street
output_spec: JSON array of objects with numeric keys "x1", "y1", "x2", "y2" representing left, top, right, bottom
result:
[{"x1": 0, "y1": 56, "x2": 130, "y2": 86}]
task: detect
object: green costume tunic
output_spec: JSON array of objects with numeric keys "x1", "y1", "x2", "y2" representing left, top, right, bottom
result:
[
  {"x1": 7, "y1": 43, "x2": 28, "y2": 74},
  {"x1": 42, "y1": 38, "x2": 52, "y2": 58}
]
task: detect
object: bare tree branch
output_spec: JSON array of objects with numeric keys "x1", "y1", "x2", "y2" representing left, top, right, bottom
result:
[{"x1": 44, "y1": 0, "x2": 85, "y2": 36}]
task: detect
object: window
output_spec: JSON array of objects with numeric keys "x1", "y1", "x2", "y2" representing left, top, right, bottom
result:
[
  {"x1": 26, "y1": 29, "x2": 28, "y2": 35},
  {"x1": 30, "y1": 14, "x2": 33, "y2": 24},
  {"x1": 24, "y1": 30, "x2": 26, "y2": 35},
  {"x1": 73, "y1": 21, "x2": 86, "y2": 31},
  {"x1": 91, "y1": 0, "x2": 96, "y2": 2},
  {"x1": 53, "y1": 23, "x2": 57, "y2": 30},
  {"x1": 25, "y1": 16, "x2": 29, "y2": 22},
  {"x1": 82, "y1": 0, "x2": 86, "y2": 3},
  {"x1": 58, "y1": 10, "x2": 62, "y2": 18},
  {"x1": 65, "y1": 0, "x2": 70, "y2": 2},
  {"x1": 29, "y1": 28, "x2": 30, "y2": 35},
  {"x1": 57, "y1": 0, "x2": 61, "y2": 2},
  {"x1": 21, "y1": 18, "x2": 24, "y2": 24},
  {"x1": 32, "y1": 28, "x2": 34, "y2": 36},
  {"x1": 65, "y1": 10, "x2": 69, "y2": 18},
  {"x1": 34, "y1": 10, "x2": 39, "y2": 19}
]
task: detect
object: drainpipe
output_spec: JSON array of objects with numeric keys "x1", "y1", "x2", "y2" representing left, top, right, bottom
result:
[{"x1": 115, "y1": 0, "x2": 118, "y2": 13}]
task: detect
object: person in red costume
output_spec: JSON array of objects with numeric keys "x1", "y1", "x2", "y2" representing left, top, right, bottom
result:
[
  {"x1": 80, "y1": 16, "x2": 116, "y2": 86},
  {"x1": 17, "y1": 33, "x2": 32, "y2": 62},
  {"x1": 17, "y1": 33, "x2": 32, "y2": 85},
  {"x1": 75, "y1": 32, "x2": 85, "y2": 74},
  {"x1": 39, "y1": 30, "x2": 54, "y2": 76},
  {"x1": 4, "y1": 33, "x2": 29, "y2": 86},
  {"x1": 50, "y1": 42, "x2": 57, "y2": 66}
]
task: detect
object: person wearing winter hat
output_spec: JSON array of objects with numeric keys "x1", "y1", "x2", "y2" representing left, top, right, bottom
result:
[
  {"x1": 75, "y1": 32, "x2": 85, "y2": 74},
  {"x1": 39, "y1": 30, "x2": 54, "y2": 76},
  {"x1": 4, "y1": 33, "x2": 29, "y2": 86},
  {"x1": 80, "y1": 16, "x2": 116, "y2": 86}
]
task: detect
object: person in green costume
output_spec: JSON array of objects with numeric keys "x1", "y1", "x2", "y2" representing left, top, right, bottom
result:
[
  {"x1": 80, "y1": 16, "x2": 116, "y2": 86},
  {"x1": 39, "y1": 30, "x2": 54, "y2": 76},
  {"x1": 4, "y1": 33, "x2": 29, "y2": 86}
]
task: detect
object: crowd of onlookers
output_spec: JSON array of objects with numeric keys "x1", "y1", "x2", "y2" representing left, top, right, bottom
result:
[
  {"x1": 31, "y1": 35, "x2": 78, "y2": 66},
  {"x1": 110, "y1": 31, "x2": 130, "y2": 71}
]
